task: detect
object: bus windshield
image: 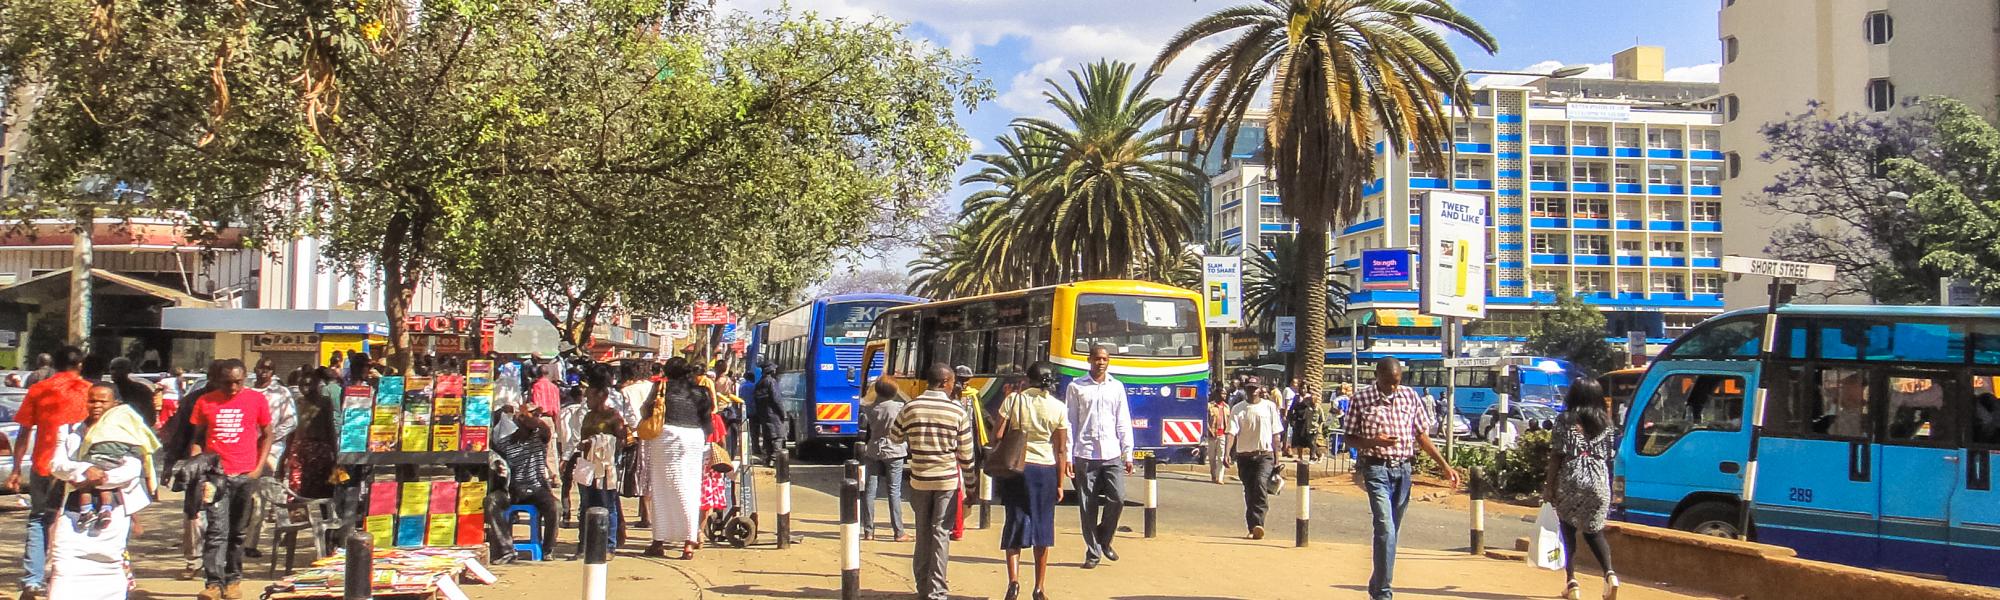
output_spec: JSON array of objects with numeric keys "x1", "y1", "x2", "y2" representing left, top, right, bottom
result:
[
  {"x1": 1072, "y1": 294, "x2": 1202, "y2": 358},
  {"x1": 821, "y1": 302, "x2": 893, "y2": 346}
]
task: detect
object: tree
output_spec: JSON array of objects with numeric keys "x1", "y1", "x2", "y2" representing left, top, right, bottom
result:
[
  {"x1": 1892, "y1": 97, "x2": 2000, "y2": 305},
  {"x1": 1155, "y1": 0, "x2": 1496, "y2": 392},
  {"x1": 1752, "y1": 101, "x2": 1954, "y2": 303},
  {"x1": 955, "y1": 127, "x2": 1062, "y2": 289},
  {"x1": 1242, "y1": 236, "x2": 1350, "y2": 335},
  {"x1": 818, "y1": 268, "x2": 913, "y2": 297},
  {"x1": 1521, "y1": 289, "x2": 1619, "y2": 375}
]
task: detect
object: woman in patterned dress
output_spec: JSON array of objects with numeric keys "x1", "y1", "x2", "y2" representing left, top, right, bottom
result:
[{"x1": 1544, "y1": 378, "x2": 1620, "y2": 600}]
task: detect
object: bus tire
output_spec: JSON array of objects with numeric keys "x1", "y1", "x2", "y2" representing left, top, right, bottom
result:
[{"x1": 1672, "y1": 501, "x2": 1743, "y2": 539}]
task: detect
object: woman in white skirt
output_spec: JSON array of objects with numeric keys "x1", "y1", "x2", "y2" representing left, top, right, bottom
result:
[{"x1": 641, "y1": 357, "x2": 713, "y2": 559}]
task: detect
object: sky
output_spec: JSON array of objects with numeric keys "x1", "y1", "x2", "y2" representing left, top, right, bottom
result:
[{"x1": 727, "y1": 0, "x2": 1725, "y2": 278}]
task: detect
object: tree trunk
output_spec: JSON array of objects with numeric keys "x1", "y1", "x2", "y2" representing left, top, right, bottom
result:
[{"x1": 1293, "y1": 224, "x2": 1329, "y2": 395}]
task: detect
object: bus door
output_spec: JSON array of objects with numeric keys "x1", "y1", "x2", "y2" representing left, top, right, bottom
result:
[
  {"x1": 1753, "y1": 364, "x2": 1878, "y2": 566},
  {"x1": 1874, "y1": 369, "x2": 1959, "y2": 574},
  {"x1": 1951, "y1": 372, "x2": 2000, "y2": 586},
  {"x1": 1624, "y1": 365, "x2": 1753, "y2": 532}
]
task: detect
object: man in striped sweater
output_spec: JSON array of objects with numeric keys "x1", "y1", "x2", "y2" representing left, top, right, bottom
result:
[{"x1": 890, "y1": 363, "x2": 975, "y2": 600}]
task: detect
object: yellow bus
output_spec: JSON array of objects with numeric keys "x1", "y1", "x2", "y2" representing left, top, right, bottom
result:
[{"x1": 861, "y1": 280, "x2": 1213, "y2": 461}]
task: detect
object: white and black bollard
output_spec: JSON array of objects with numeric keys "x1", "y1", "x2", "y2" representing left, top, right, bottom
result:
[
  {"x1": 978, "y1": 470, "x2": 993, "y2": 530},
  {"x1": 343, "y1": 529, "x2": 372, "y2": 600},
  {"x1": 840, "y1": 460, "x2": 862, "y2": 600},
  {"x1": 1143, "y1": 455, "x2": 1158, "y2": 539},
  {"x1": 777, "y1": 453, "x2": 793, "y2": 550},
  {"x1": 1294, "y1": 462, "x2": 1311, "y2": 548},
  {"x1": 582, "y1": 507, "x2": 610, "y2": 600},
  {"x1": 1469, "y1": 466, "x2": 1486, "y2": 555}
]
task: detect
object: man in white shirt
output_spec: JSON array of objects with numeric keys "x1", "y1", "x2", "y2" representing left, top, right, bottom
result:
[
  {"x1": 1065, "y1": 347, "x2": 1132, "y2": 569},
  {"x1": 1228, "y1": 382, "x2": 1285, "y2": 539},
  {"x1": 242, "y1": 358, "x2": 298, "y2": 556}
]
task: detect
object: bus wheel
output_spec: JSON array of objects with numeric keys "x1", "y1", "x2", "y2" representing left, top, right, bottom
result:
[{"x1": 1672, "y1": 501, "x2": 1743, "y2": 538}]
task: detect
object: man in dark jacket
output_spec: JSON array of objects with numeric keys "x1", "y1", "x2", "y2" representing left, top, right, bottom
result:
[
  {"x1": 108, "y1": 357, "x2": 158, "y2": 429},
  {"x1": 750, "y1": 363, "x2": 787, "y2": 467},
  {"x1": 160, "y1": 365, "x2": 216, "y2": 581}
]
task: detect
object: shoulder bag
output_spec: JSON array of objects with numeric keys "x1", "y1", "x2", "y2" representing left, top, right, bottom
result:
[
  {"x1": 982, "y1": 395, "x2": 1029, "y2": 480},
  {"x1": 636, "y1": 381, "x2": 667, "y2": 441}
]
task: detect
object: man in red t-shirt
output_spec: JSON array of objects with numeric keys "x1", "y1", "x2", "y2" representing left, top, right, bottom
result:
[
  {"x1": 6, "y1": 346, "x2": 89, "y2": 596},
  {"x1": 187, "y1": 359, "x2": 273, "y2": 600}
]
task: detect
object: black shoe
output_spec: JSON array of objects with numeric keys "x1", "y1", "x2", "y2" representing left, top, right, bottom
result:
[
  {"x1": 1102, "y1": 547, "x2": 1119, "y2": 562},
  {"x1": 1004, "y1": 582, "x2": 1020, "y2": 600},
  {"x1": 1081, "y1": 556, "x2": 1100, "y2": 569},
  {"x1": 242, "y1": 547, "x2": 262, "y2": 559}
]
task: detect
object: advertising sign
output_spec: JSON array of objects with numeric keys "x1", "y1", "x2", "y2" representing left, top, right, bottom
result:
[
  {"x1": 1565, "y1": 102, "x2": 1632, "y2": 122},
  {"x1": 1419, "y1": 191, "x2": 1489, "y2": 319},
  {"x1": 691, "y1": 302, "x2": 733, "y2": 325},
  {"x1": 1359, "y1": 248, "x2": 1415, "y2": 290},
  {"x1": 1274, "y1": 316, "x2": 1297, "y2": 353},
  {"x1": 1201, "y1": 256, "x2": 1243, "y2": 328}
]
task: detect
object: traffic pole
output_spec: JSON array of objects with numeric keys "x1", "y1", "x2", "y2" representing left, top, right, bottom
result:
[
  {"x1": 582, "y1": 507, "x2": 610, "y2": 600},
  {"x1": 978, "y1": 471, "x2": 993, "y2": 530},
  {"x1": 777, "y1": 453, "x2": 792, "y2": 550},
  {"x1": 342, "y1": 529, "x2": 372, "y2": 600},
  {"x1": 1143, "y1": 456, "x2": 1158, "y2": 539},
  {"x1": 840, "y1": 460, "x2": 862, "y2": 600},
  {"x1": 1294, "y1": 461, "x2": 1311, "y2": 548},
  {"x1": 1469, "y1": 466, "x2": 1487, "y2": 555}
]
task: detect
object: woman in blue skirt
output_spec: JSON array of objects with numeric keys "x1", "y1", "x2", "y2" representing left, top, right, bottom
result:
[{"x1": 994, "y1": 362, "x2": 1071, "y2": 600}]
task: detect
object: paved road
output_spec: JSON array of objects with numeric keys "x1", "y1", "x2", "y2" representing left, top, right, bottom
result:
[{"x1": 755, "y1": 457, "x2": 1538, "y2": 555}]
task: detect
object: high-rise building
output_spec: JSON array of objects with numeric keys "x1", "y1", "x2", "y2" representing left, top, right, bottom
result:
[
  {"x1": 1717, "y1": 0, "x2": 2000, "y2": 307},
  {"x1": 1203, "y1": 48, "x2": 1727, "y2": 365}
]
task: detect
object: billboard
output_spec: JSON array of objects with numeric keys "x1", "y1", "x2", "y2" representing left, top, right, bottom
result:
[
  {"x1": 1359, "y1": 248, "x2": 1415, "y2": 290},
  {"x1": 1274, "y1": 316, "x2": 1296, "y2": 353},
  {"x1": 1418, "y1": 190, "x2": 1488, "y2": 319},
  {"x1": 691, "y1": 302, "x2": 733, "y2": 325},
  {"x1": 1201, "y1": 256, "x2": 1243, "y2": 328}
]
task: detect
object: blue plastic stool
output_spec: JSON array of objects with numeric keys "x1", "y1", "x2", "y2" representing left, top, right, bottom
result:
[{"x1": 504, "y1": 504, "x2": 546, "y2": 560}]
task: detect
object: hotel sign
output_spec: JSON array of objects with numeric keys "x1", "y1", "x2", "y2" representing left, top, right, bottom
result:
[{"x1": 1565, "y1": 102, "x2": 1631, "y2": 122}]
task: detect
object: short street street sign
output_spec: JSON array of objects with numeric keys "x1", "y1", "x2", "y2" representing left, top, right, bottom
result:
[{"x1": 1721, "y1": 255, "x2": 1837, "y2": 281}]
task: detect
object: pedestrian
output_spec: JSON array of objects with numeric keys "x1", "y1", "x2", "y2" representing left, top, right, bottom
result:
[
  {"x1": 1346, "y1": 358, "x2": 1458, "y2": 600},
  {"x1": 493, "y1": 404, "x2": 559, "y2": 561},
  {"x1": 187, "y1": 359, "x2": 276, "y2": 600},
  {"x1": 23, "y1": 353, "x2": 54, "y2": 388},
  {"x1": 1205, "y1": 386, "x2": 1231, "y2": 484},
  {"x1": 949, "y1": 364, "x2": 985, "y2": 541},
  {"x1": 1065, "y1": 346, "x2": 1132, "y2": 569},
  {"x1": 44, "y1": 381, "x2": 161, "y2": 600},
  {"x1": 640, "y1": 358, "x2": 712, "y2": 559},
  {"x1": 158, "y1": 370, "x2": 215, "y2": 582},
  {"x1": 530, "y1": 363, "x2": 562, "y2": 418},
  {"x1": 106, "y1": 358, "x2": 157, "y2": 428},
  {"x1": 8, "y1": 346, "x2": 90, "y2": 598},
  {"x1": 859, "y1": 378, "x2": 911, "y2": 541},
  {"x1": 282, "y1": 368, "x2": 341, "y2": 500},
  {"x1": 889, "y1": 363, "x2": 975, "y2": 600},
  {"x1": 750, "y1": 363, "x2": 786, "y2": 467},
  {"x1": 1288, "y1": 384, "x2": 1325, "y2": 461},
  {"x1": 1544, "y1": 378, "x2": 1620, "y2": 600},
  {"x1": 571, "y1": 367, "x2": 629, "y2": 557},
  {"x1": 1228, "y1": 382, "x2": 1284, "y2": 539},
  {"x1": 553, "y1": 380, "x2": 589, "y2": 528},
  {"x1": 994, "y1": 362, "x2": 1070, "y2": 600},
  {"x1": 621, "y1": 363, "x2": 658, "y2": 530},
  {"x1": 241, "y1": 358, "x2": 298, "y2": 558}
]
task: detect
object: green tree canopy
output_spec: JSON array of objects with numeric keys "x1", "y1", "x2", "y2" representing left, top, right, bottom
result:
[
  {"x1": 1521, "y1": 289, "x2": 1619, "y2": 375},
  {"x1": 1893, "y1": 97, "x2": 2000, "y2": 305}
]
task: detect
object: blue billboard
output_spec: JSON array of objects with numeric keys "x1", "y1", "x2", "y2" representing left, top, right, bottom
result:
[{"x1": 1359, "y1": 248, "x2": 1414, "y2": 290}]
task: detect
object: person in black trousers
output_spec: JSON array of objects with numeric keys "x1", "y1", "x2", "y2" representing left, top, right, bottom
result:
[
  {"x1": 750, "y1": 363, "x2": 787, "y2": 466},
  {"x1": 494, "y1": 405, "x2": 560, "y2": 561}
]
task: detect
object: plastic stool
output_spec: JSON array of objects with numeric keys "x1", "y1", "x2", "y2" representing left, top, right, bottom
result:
[{"x1": 504, "y1": 504, "x2": 546, "y2": 560}]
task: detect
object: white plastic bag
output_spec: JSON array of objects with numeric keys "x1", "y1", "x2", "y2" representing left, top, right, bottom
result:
[{"x1": 1529, "y1": 504, "x2": 1566, "y2": 571}]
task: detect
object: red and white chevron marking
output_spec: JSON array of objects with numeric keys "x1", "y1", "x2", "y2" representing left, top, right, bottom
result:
[{"x1": 1160, "y1": 419, "x2": 1203, "y2": 446}]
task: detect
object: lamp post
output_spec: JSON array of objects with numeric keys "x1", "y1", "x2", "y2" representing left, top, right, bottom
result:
[{"x1": 1437, "y1": 66, "x2": 1589, "y2": 460}]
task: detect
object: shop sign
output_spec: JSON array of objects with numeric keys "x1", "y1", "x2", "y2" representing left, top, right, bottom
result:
[
  {"x1": 403, "y1": 314, "x2": 503, "y2": 336},
  {"x1": 691, "y1": 302, "x2": 733, "y2": 325},
  {"x1": 251, "y1": 333, "x2": 321, "y2": 352}
]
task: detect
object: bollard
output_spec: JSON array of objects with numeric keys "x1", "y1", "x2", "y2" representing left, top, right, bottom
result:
[
  {"x1": 1143, "y1": 455, "x2": 1158, "y2": 539},
  {"x1": 777, "y1": 453, "x2": 792, "y2": 550},
  {"x1": 582, "y1": 507, "x2": 610, "y2": 600},
  {"x1": 1295, "y1": 461, "x2": 1311, "y2": 548},
  {"x1": 840, "y1": 460, "x2": 862, "y2": 600},
  {"x1": 343, "y1": 529, "x2": 372, "y2": 600},
  {"x1": 978, "y1": 471, "x2": 993, "y2": 530},
  {"x1": 1469, "y1": 467, "x2": 1486, "y2": 555}
]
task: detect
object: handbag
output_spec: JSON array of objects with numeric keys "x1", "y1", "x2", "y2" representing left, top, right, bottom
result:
[
  {"x1": 636, "y1": 382, "x2": 667, "y2": 441},
  {"x1": 982, "y1": 396, "x2": 1028, "y2": 480}
]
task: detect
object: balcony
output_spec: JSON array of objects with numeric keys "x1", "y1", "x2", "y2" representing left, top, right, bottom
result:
[
  {"x1": 1573, "y1": 254, "x2": 1612, "y2": 266},
  {"x1": 1614, "y1": 147, "x2": 1643, "y2": 158},
  {"x1": 1647, "y1": 184, "x2": 1686, "y2": 195},
  {"x1": 1646, "y1": 148, "x2": 1686, "y2": 159},
  {"x1": 1529, "y1": 217, "x2": 1569, "y2": 228},
  {"x1": 1648, "y1": 220, "x2": 1687, "y2": 232},
  {"x1": 1616, "y1": 255, "x2": 1644, "y2": 266},
  {"x1": 1572, "y1": 146, "x2": 1611, "y2": 157},
  {"x1": 1615, "y1": 219, "x2": 1645, "y2": 230},
  {"x1": 1363, "y1": 177, "x2": 1385, "y2": 196},
  {"x1": 1529, "y1": 181, "x2": 1569, "y2": 192},
  {"x1": 1341, "y1": 219, "x2": 1385, "y2": 235},
  {"x1": 1572, "y1": 218, "x2": 1611, "y2": 229},
  {"x1": 1454, "y1": 142, "x2": 1494, "y2": 154},
  {"x1": 1648, "y1": 256, "x2": 1688, "y2": 267},
  {"x1": 1531, "y1": 254, "x2": 1569, "y2": 265},
  {"x1": 1572, "y1": 182, "x2": 1612, "y2": 193},
  {"x1": 1529, "y1": 145, "x2": 1568, "y2": 156},
  {"x1": 1692, "y1": 257, "x2": 1721, "y2": 268},
  {"x1": 1691, "y1": 221, "x2": 1721, "y2": 233},
  {"x1": 1690, "y1": 150, "x2": 1724, "y2": 160},
  {"x1": 1692, "y1": 185, "x2": 1722, "y2": 196},
  {"x1": 1614, "y1": 183, "x2": 1644, "y2": 194}
]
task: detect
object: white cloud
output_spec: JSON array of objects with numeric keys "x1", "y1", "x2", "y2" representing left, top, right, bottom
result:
[
  {"x1": 1663, "y1": 62, "x2": 1721, "y2": 83},
  {"x1": 1473, "y1": 60, "x2": 1613, "y2": 87},
  {"x1": 996, "y1": 58, "x2": 1069, "y2": 120}
]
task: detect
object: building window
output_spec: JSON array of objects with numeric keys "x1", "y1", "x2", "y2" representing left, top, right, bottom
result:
[
  {"x1": 1725, "y1": 152, "x2": 1741, "y2": 178},
  {"x1": 1692, "y1": 130, "x2": 1721, "y2": 151},
  {"x1": 1651, "y1": 200, "x2": 1686, "y2": 221},
  {"x1": 1454, "y1": 159, "x2": 1487, "y2": 180},
  {"x1": 1694, "y1": 274, "x2": 1724, "y2": 294},
  {"x1": 1260, "y1": 233, "x2": 1283, "y2": 252},
  {"x1": 1615, "y1": 127, "x2": 1642, "y2": 148},
  {"x1": 1533, "y1": 270, "x2": 1563, "y2": 293},
  {"x1": 1617, "y1": 239, "x2": 1643, "y2": 257},
  {"x1": 1259, "y1": 204, "x2": 1287, "y2": 224},
  {"x1": 1531, "y1": 233, "x2": 1566, "y2": 254},
  {"x1": 1614, "y1": 163, "x2": 1639, "y2": 184},
  {"x1": 1690, "y1": 165, "x2": 1721, "y2": 186},
  {"x1": 1647, "y1": 164, "x2": 1683, "y2": 185},
  {"x1": 1616, "y1": 199, "x2": 1642, "y2": 220},
  {"x1": 1646, "y1": 128, "x2": 1683, "y2": 150},
  {"x1": 1577, "y1": 270, "x2": 1609, "y2": 294},
  {"x1": 1530, "y1": 161, "x2": 1563, "y2": 182},
  {"x1": 1531, "y1": 196, "x2": 1567, "y2": 218},
  {"x1": 1652, "y1": 273, "x2": 1687, "y2": 294},
  {"x1": 1574, "y1": 198, "x2": 1609, "y2": 219},
  {"x1": 1530, "y1": 124, "x2": 1567, "y2": 146},
  {"x1": 1575, "y1": 126, "x2": 1608, "y2": 147},
  {"x1": 1573, "y1": 162, "x2": 1608, "y2": 183},
  {"x1": 1695, "y1": 237, "x2": 1721, "y2": 258},
  {"x1": 1867, "y1": 78, "x2": 1896, "y2": 112},
  {"x1": 1652, "y1": 239, "x2": 1687, "y2": 256},
  {"x1": 1409, "y1": 162, "x2": 1439, "y2": 179},
  {"x1": 1691, "y1": 201, "x2": 1721, "y2": 221},
  {"x1": 1723, "y1": 36, "x2": 1739, "y2": 64},
  {"x1": 1865, "y1": 11, "x2": 1893, "y2": 45},
  {"x1": 1722, "y1": 95, "x2": 1739, "y2": 123},
  {"x1": 1575, "y1": 234, "x2": 1609, "y2": 255},
  {"x1": 1619, "y1": 272, "x2": 1643, "y2": 293},
  {"x1": 1260, "y1": 176, "x2": 1278, "y2": 196}
]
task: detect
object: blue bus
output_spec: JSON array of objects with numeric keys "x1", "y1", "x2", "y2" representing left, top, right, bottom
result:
[
  {"x1": 1617, "y1": 305, "x2": 2000, "y2": 587},
  {"x1": 747, "y1": 293, "x2": 925, "y2": 454},
  {"x1": 1402, "y1": 356, "x2": 1575, "y2": 435}
]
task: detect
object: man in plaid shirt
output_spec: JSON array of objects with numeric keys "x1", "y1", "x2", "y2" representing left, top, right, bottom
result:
[{"x1": 1345, "y1": 358, "x2": 1458, "y2": 600}]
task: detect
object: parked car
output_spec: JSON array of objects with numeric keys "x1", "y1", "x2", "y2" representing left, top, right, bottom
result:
[
  {"x1": 1476, "y1": 403, "x2": 1560, "y2": 442},
  {"x1": 0, "y1": 387, "x2": 24, "y2": 423}
]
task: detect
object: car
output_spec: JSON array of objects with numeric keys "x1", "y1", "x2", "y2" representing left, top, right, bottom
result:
[
  {"x1": 1476, "y1": 403, "x2": 1560, "y2": 442},
  {"x1": 0, "y1": 387, "x2": 24, "y2": 423}
]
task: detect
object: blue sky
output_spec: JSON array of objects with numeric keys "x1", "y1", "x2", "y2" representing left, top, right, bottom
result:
[{"x1": 731, "y1": 0, "x2": 1724, "y2": 275}]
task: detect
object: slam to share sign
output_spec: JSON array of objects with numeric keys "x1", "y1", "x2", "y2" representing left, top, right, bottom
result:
[
  {"x1": 1360, "y1": 248, "x2": 1414, "y2": 290},
  {"x1": 1419, "y1": 191, "x2": 1488, "y2": 319},
  {"x1": 1202, "y1": 256, "x2": 1243, "y2": 328}
]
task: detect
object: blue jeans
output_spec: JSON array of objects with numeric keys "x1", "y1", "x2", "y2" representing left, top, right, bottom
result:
[
  {"x1": 21, "y1": 474, "x2": 57, "y2": 589},
  {"x1": 861, "y1": 457, "x2": 907, "y2": 538},
  {"x1": 1360, "y1": 459, "x2": 1414, "y2": 600},
  {"x1": 580, "y1": 486, "x2": 621, "y2": 555}
]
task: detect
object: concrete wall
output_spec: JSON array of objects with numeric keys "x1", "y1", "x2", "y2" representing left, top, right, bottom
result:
[{"x1": 1564, "y1": 523, "x2": 2000, "y2": 600}]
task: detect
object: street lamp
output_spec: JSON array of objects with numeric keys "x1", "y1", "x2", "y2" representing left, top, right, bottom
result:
[{"x1": 1437, "y1": 65, "x2": 1588, "y2": 459}]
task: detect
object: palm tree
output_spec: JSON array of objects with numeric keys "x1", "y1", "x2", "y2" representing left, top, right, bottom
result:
[
  {"x1": 1154, "y1": 0, "x2": 1496, "y2": 389},
  {"x1": 959, "y1": 128, "x2": 1063, "y2": 287},
  {"x1": 1243, "y1": 236, "x2": 1352, "y2": 335},
  {"x1": 1011, "y1": 60, "x2": 1203, "y2": 281},
  {"x1": 908, "y1": 221, "x2": 1006, "y2": 299}
]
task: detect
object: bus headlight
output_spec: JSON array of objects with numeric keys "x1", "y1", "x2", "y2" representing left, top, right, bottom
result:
[{"x1": 1611, "y1": 475, "x2": 1626, "y2": 508}]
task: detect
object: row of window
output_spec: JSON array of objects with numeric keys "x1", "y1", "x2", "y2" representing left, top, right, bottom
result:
[
  {"x1": 1531, "y1": 234, "x2": 1723, "y2": 258},
  {"x1": 1522, "y1": 162, "x2": 1723, "y2": 186},
  {"x1": 1530, "y1": 198, "x2": 1723, "y2": 222},
  {"x1": 1529, "y1": 270, "x2": 1726, "y2": 295},
  {"x1": 1522, "y1": 125, "x2": 1721, "y2": 151}
]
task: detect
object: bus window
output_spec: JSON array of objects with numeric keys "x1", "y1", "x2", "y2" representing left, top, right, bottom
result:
[
  {"x1": 1974, "y1": 374, "x2": 2000, "y2": 446},
  {"x1": 1884, "y1": 373, "x2": 1952, "y2": 443},
  {"x1": 1072, "y1": 294, "x2": 1202, "y2": 358},
  {"x1": 1635, "y1": 373, "x2": 1745, "y2": 456},
  {"x1": 1810, "y1": 367, "x2": 1874, "y2": 438},
  {"x1": 1661, "y1": 316, "x2": 1761, "y2": 359}
]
